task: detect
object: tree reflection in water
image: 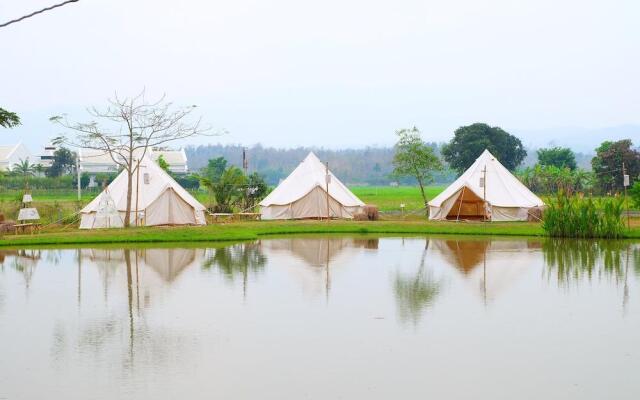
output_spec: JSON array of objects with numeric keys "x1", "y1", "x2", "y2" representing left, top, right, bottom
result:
[
  {"x1": 542, "y1": 240, "x2": 635, "y2": 284},
  {"x1": 202, "y1": 242, "x2": 266, "y2": 298},
  {"x1": 393, "y1": 240, "x2": 441, "y2": 326},
  {"x1": 543, "y1": 240, "x2": 639, "y2": 312},
  {"x1": 49, "y1": 248, "x2": 202, "y2": 376}
]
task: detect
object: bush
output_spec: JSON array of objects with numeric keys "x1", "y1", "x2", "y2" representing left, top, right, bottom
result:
[
  {"x1": 0, "y1": 175, "x2": 75, "y2": 190},
  {"x1": 631, "y1": 181, "x2": 640, "y2": 209},
  {"x1": 543, "y1": 190, "x2": 625, "y2": 238}
]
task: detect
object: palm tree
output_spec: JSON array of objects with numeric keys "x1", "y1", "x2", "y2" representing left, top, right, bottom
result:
[
  {"x1": 12, "y1": 158, "x2": 36, "y2": 188},
  {"x1": 199, "y1": 166, "x2": 247, "y2": 213}
]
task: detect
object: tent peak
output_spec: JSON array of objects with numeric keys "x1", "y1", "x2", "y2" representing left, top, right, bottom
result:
[
  {"x1": 480, "y1": 149, "x2": 497, "y2": 160},
  {"x1": 304, "y1": 152, "x2": 322, "y2": 163}
]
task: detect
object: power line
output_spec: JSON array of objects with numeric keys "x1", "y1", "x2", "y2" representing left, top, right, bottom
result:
[{"x1": 0, "y1": 0, "x2": 81, "y2": 28}]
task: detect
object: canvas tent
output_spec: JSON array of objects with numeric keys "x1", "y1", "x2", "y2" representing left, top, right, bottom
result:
[
  {"x1": 428, "y1": 149, "x2": 544, "y2": 221},
  {"x1": 79, "y1": 155, "x2": 206, "y2": 229},
  {"x1": 260, "y1": 152, "x2": 365, "y2": 220}
]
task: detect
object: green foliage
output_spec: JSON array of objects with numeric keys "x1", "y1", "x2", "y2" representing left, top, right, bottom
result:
[
  {"x1": 173, "y1": 174, "x2": 200, "y2": 189},
  {"x1": 46, "y1": 147, "x2": 76, "y2": 177},
  {"x1": 242, "y1": 172, "x2": 269, "y2": 210},
  {"x1": 542, "y1": 191, "x2": 625, "y2": 238},
  {"x1": 537, "y1": 147, "x2": 577, "y2": 170},
  {"x1": 156, "y1": 154, "x2": 170, "y2": 173},
  {"x1": 392, "y1": 127, "x2": 442, "y2": 206},
  {"x1": 12, "y1": 158, "x2": 36, "y2": 179},
  {"x1": 201, "y1": 157, "x2": 228, "y2": 183},
  {"x1": 0, "y1": 107, "x2": 20, "y2": 128},
  {"x1": 200, "y1": 165, "x2": 247, "y2": 213},
  {"x1": 591, "y1": 139, "x2": 640, "y2": 193},
  {"x1": 91, "y1": 172, "x2": 118, "y2": 188},
  {"x1": 0, "y1": 175, "x2": 76, "y2": 190},
  {"x1": 442, "y1": 123, "x2": 526, "y2": 173},
  {"x1": 630, "y1": 181, "x2": 640, "y2": 209},
  {"x1": 517, "y1": 165, "x2": 593, "y2": 195}
]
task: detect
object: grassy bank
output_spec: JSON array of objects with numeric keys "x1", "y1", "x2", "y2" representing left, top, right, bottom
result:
[{"x1": 0, "y1": 220, "x2": 551, "y2": 247}]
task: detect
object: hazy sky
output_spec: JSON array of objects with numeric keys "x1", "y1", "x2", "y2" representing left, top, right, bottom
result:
[{"x1": 2, "y1": 0, "x2": 639, "y2": 152}]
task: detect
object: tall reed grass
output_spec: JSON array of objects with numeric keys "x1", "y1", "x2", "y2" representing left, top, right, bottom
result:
[{"x1": 542, "y1": 190, "x2": 625, "y2": 238}]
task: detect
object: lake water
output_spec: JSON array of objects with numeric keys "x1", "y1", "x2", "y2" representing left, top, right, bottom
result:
[{"x1": 0, "y1": 237, "x2": 639, "y2": 399}]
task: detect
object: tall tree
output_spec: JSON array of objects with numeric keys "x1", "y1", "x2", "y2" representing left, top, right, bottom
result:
[
  {"x1": 46, "y1": 147, "x2": 76, "y2": 177},
  {"x1": 392, "y1": 127, "x2": 442, "y2": 208},
  {"x1": 51, "y1": 91, "x2": 209, "y2": 227},
  {"x1": 201, "y1": 157, "x2": 228, "y2": 182},
  {"x1": 0, "y1": 107, "x2": 20, "y2": 128},
  {"x1": 591, "y1": 139, "x2": 640, "y2": 193},
  {"x1": 537, "y1": 147, "x2": 577, "y2": 170},
  {"x1": 442, "y1": 123, "x2": 526, "y2": 173}
]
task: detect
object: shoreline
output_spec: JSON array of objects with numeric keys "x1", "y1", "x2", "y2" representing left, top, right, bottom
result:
[{"x1": 1, "y1": 219, "x2": 639, "y2": 248}]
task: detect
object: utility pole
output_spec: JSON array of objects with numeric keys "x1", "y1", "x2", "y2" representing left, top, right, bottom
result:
[
  {"x1": 623, "y1": 162, "x2": 630, "y2": 229},
  {"x1": 76, "y1": 153, "x2": 81, "y2": 201},
  {"x1": 325, "y1": 162, "x2": 330, "y2": 222},
  {"x1": 482, "y1": 165, "x2": 487, "y2": 221},
  {"x1": 243, "y1": 148, "x2": 250, "y2": 209}
]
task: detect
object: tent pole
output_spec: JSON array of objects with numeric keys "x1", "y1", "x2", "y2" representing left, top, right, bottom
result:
[
  {"x1": 76, "y1": 154, "x2": 81, "y2": 201},
  {"x1": 135, "y1": 159, "x2": 141, "y2": 227},
  {"x1": 455, "y1": 187, "x2": 465, "y2": 221},
  {"x1": 325, "y1": 161, "x2": 330, "y2": 222},
  {"x1": 483, "y1": 165, "x2": 487, "y2": 221}
]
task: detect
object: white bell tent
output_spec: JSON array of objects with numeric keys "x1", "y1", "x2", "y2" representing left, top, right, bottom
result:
[
  {"x1": 79, "y1": 155, "x2": 206, "y2": 229},
  {"x1": 428, "y1": 149, "x2": 544, "y2": 221},
  {"x1": 260, "y1": 152, "x2": 365, "y2": 220}
]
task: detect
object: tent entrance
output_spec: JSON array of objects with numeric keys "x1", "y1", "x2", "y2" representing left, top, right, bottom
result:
[{"x1": 446, "y1": 186, "x2": 487, "y2": 220}]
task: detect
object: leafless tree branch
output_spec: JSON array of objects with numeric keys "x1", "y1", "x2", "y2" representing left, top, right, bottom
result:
[{"x1": 0, "y1": 0, "x2": 81, "y2": 29}]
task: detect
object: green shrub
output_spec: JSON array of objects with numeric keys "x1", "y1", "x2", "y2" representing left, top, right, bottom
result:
[
  {"x1": 631, "y1": 181, "x2": 640, "y2": 209},
  {"x1": 543, "y1": 190, "x2": 625, "y2": 238}
]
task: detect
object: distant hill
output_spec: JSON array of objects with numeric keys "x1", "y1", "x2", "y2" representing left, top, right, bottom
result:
[
  {"x1": 185, "y1": 143, "x2": 456, "y2": 186},
  {"x1": 185, "y1": 141, "x2": 609, "y2": 186}
]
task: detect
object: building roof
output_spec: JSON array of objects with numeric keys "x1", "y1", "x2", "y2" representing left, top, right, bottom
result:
[
  {"x1": 79, "y1": 148, "x2": 187, "y2": 166},
  {"x1": 0, "y1": 144, "x2": 21, "y2": 161},
  {"x1": 152, "y1": 149, "x2": 187, "y2": 165}
]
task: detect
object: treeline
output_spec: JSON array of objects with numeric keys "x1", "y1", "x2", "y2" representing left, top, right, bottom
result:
[{"x1": 186, "y1": 144, "x2": 457, "y2": 186}]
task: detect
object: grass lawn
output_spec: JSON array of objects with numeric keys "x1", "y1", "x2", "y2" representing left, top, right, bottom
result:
[
  {"x1": 1, "y1": 218, "x2": 639, "y2": 248},
  {"x1": 350, "y1": 186, "x2": 444, "y2": 212}
]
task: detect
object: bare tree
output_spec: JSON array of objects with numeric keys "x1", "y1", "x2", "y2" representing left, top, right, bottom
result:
[{"x1": 51, "y1": 91, "x2": 211, "y2": 227}]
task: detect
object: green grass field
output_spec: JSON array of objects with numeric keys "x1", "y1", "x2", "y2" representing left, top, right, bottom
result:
[
  {"x1": 1, "y1": 219, "x2": 639, "y2": 248},
  {"x1": 350, "y1": 186, "x2": 444, "y2": 212}
]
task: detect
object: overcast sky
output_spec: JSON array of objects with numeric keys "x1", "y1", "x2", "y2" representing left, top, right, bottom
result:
[{"x1": 2, "y1": 0, "x2": 639, "y2": 152}]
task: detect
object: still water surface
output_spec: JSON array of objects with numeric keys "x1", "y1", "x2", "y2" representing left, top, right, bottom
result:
[{"x1": 0, "y1": 237, "x2": 639, "y2": 399}]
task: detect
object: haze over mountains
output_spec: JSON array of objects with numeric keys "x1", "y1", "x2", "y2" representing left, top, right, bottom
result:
[
  {"x1": 512, "y1": 124, "x2": 640, "y2": 153},
  {"x1": 185, "y1": 140, "x2": 600, "y2": 186}
]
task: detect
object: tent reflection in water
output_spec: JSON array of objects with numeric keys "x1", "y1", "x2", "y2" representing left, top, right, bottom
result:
[
  {"x1": 262, "y1": 237, "x2": 377, "y2": 298},
  {"x1": 259, "y1": 152, "x2": 365, "y2": 220},
  {"x1": 428, "y1": 149, "x2": 544, "y2": 221},
  {"x1": 428, "y1": 238, "x2": 533, "y2": 302},
  {"x1": 79, "y1": 155, "x2": 206, "y2": 229}
]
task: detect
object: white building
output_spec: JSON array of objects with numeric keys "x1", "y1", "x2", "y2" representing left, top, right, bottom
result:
[
  {"x1": 0, "y1": 143, "x2": 32, "y2": 171},
  {"x1": 79, "y1": 148, "x2": 189, "y2": 187},
  {"x1": 35, "y1": 143, "x2": 57, "y2": 168}
]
